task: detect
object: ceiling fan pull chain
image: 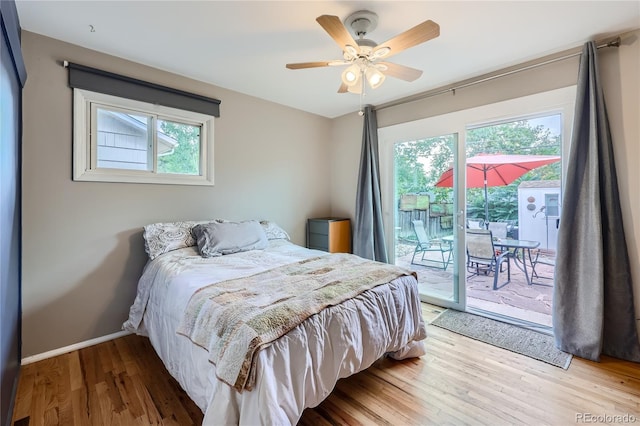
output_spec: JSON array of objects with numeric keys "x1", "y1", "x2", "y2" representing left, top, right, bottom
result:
[{"x1": 358, "y1": 70, "x2": 366, "y2": 116}]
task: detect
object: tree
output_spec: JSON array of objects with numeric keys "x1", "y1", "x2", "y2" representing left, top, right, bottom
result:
[
  {"x1": 157, "y1": 120, "x2": 201, "y2": 175},
  {"x1": 394, "y1": 135, "x2": 454, "y2": 197},
  {"x1": 394, "y1": 117, "x2": 562, "y2": 223},
  {"x1": 465, "y1": 119, "x2": 561, "y2": 221}
]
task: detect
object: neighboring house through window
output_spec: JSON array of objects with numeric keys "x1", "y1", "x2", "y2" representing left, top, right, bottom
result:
[
  {"x1": 69, "y1": 61, "x2": 219, "y2": 186},
  {"x1": 74, "y1": 89, "x2": 214, "y2": 185}
]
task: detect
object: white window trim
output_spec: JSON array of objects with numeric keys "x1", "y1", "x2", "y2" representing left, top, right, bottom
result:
[{"x1": 73, "y1": 89, "x2": 215, "y2": 186}]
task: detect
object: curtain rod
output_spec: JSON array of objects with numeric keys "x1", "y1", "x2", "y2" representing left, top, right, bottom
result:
[{"x1": 376, "y1": 36, "x2": 621, "y2": 111}]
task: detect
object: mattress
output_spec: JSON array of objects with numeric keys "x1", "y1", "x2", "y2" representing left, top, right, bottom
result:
[{"x1": 123, "y1": 240, "x2": 426, "y2": 425}]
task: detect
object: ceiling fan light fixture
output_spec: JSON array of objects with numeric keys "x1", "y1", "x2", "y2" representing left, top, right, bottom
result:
[
  {"x1": 341, "y1": 64, "x2": 361, "y2": 86},
  {"x1": 347, "y1": 82, "x2": 363, "y2": 94},
  {"x1": 371, "y1": 46, "x2": 391, "y2": 59},
  {"x1": 365, "y1": 66, "x2": 385, "y2": 89},
  {"x1": 286, "y1": 12, "x2": 439, "y2": 96},
  {"x1": 344, "y1": 44, "x2": 359, "y2": 57}
]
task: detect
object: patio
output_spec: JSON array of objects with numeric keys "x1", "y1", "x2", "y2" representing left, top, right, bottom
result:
[{"x1": 395, "y1": 241, "x2": 555, "y2": 327}]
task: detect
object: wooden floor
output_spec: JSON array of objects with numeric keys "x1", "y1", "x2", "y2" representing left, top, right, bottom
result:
[{"x1": 12, "y1": 304, "x2": 640, "y2": 425}]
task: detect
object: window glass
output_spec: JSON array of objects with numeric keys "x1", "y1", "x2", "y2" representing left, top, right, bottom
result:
[
  {"x1": 96, "y1": 107, "x2": 152, "y2": 171},
  {"x1": 157, "y1": 119, "x2": 201, "y2": 175},
  {"x1": 73, "y1": 89, "x2": 214, "y2": 186}
]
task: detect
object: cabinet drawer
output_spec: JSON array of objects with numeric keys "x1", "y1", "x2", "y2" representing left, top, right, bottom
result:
[
  {"x1": 307, "y1": 217, "x2": 351, "y2": 253},
  {"x1": 308, "y1": 220, "x2": 329, "y2": 235},
  {"x1": 308, "y1": 233, "x2": 329, "y2": 251}
]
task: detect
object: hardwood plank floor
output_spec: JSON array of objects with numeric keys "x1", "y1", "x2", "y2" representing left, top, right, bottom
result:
[
  {"x1": 12, "y1": 304, "x2": 640, "y2": 425},
  {"x1": 11, "y1": 336, "x2": 203, "y2": 426}
]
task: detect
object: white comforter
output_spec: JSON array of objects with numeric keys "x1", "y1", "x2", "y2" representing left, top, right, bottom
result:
[{"x1": 123, "y1": 240, "x2": 426, "y2": 425}]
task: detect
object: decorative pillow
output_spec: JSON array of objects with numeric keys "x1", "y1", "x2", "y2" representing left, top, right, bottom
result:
[
  {"x1": 143, "y1": 221, "x2": 201, "y2": 260},
  {"x1": 192, "y1": 220, "x2": 268, "y2": 258},
  {"x1": 260, "y1": 220, "x2": 290, "y2": 240}
]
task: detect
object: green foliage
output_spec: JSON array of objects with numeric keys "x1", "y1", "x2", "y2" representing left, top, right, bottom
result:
[
  {"x1": 394, "y1": 142, "x2": 429, "y2": 195},
  {"x1": 395, "y1": 117, "x2": 562, "y2": 223},
  {"x1": 466, "y1": 119, "x2": 561, "y2": 222},
  {"x1": 157, "y1": 120, "x2": 201, "y2": 175},
  {"x1": 394, "y1": 135, "x2": 454, "y2": 197},
  {"x1": 466, "y1": 120, "x2": 560, "y2": 157}
]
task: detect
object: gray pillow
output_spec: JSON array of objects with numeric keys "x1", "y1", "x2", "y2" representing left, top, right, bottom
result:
[
  {"x1": 192, "y1": 220, "x2": 268, "y2": 258},
  {"x1": 143, "y1": 219, "x2": 223, "y2": 260}
]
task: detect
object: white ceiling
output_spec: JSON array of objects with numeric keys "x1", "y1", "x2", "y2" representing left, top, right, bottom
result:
[{"x1": 15, "y1": 1, "x2": 640, "y2": 118}]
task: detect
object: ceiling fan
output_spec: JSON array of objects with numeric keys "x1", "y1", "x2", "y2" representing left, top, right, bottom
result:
[{"x1": 286, "y1": 10, "x2": 440, "y2": 94}]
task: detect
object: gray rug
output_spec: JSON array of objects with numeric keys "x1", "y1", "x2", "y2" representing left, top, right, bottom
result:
[{"x1": 431, "y1": 309, "x2": 572, "y2": 369}]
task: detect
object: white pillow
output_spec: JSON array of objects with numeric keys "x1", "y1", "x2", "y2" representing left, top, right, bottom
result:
[
  {"x1": 192, "y1": 220, "x2": 268, "y2": 258},
  {"x1": 143, "y1": 220, "x2": 202, "y2": 260},
  {"x1": 260, "y1": 220, "x2": 290, "y2": 240}
]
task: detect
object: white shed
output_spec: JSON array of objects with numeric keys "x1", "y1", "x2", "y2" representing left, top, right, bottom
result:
[{"x1": 517, "y1": 180, "x2": 561, "y2": 252}]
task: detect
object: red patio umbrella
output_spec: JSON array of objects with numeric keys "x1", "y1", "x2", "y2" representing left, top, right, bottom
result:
[{"x1": 435, "y1": 154, "x2": 561, "y2": 222}]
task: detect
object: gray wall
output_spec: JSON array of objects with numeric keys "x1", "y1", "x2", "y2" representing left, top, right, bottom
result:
[
  {"x1": 330, "y1": 30, "x2": 640, "y2": 320},
  {"x1": 21, "y1": 32, "x2": 332, "y2": 357}
]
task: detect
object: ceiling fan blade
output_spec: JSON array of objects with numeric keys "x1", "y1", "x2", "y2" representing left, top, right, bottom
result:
[
  {"x1": 316, "y1": 15, "x2": 360, "y2": 53},
  {"x1": 286, "y1": 61, "x2": 333, "y2": 70},
  {"x1": 338, "y1": 82, "x2": 348, "y2": 93},
  {"x1": 374, "y1": 20, "x2": 440, "y2": 59},
  {"x1": 378, "y1": 62, "x2": 423, "y2": 82}
]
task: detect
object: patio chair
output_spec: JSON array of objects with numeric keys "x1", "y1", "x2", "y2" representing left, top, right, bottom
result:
[
  {"x1": 488, "y1": 222, "x2": 508, "y2": 239},
  {"x1": 530, "y1": 249, "x2": 555, "y2": 286},
  {"x1": 467, "y1": 219, "x2": 484, "y2": 229},
  {"x1": 410, "y1": 220, "x2": 452, "y2": 270},
  {"x1": 466, "y1": 228, "x2": 511, "y2": 290}
]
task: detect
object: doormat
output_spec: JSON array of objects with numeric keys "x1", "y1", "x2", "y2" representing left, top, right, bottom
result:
[{"x1": 431, "y1": 309, "x2": 572, "y2": 369}]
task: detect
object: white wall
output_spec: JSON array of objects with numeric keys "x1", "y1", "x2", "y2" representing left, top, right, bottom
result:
[
  {"x1": 518, "y1": 185, "x2": 561, "y2": 251},
  {"x1": 21, "y1": 32, "x2": 333, "y2": 356}
]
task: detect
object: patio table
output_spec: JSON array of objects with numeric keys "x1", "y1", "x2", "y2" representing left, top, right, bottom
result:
[
  {"x1": 441, "y1": 235, "x2": 541, "y2": 285},
  {"x1": 494, "y1": 239, "x2": 540, "y2": 285}
]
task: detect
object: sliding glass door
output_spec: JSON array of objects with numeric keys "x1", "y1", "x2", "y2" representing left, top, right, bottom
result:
[
  {"x1": 463, "y1": 114, "x2": 563, "y2": 328},
  {"x1": 379, "y1": 86, "x2": 576, "y2": 318},
  {"x1": 380, "y1": 126, "x2": 466, "y2": 310}
]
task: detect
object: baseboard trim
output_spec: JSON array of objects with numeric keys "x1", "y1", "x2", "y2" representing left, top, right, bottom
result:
[{"x1": 21, "y1": 330, "x2": 132, "y2": 365}]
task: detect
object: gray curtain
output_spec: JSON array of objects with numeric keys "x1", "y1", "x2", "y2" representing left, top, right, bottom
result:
[
  {"x1": 553, "y1": 42, "x2": 640, "y2": 362},
  {"x1": 353, "y1": 106, "x2": 388, "y2": 262}
]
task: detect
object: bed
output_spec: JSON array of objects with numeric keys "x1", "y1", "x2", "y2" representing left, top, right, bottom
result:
[{"x1": 123, "y1": 220, "x2": 427, "y2": 425}]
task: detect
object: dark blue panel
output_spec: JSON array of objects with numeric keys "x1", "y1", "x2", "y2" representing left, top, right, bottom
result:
[
  {"x1": 0, "y1": 0, "x2": 26, "y2": 86},
  {"x1": 0, "y1": 1, "x2": 23, "y2": 424}
]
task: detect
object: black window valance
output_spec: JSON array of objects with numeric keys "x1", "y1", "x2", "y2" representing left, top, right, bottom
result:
[{"x1": 67, "y1": 62, "x2": 220, "y2": 117}]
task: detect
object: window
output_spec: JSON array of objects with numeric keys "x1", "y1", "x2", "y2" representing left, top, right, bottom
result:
[{"x1": 73, "y1": 89, "x2": 214, "y2": 185}]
